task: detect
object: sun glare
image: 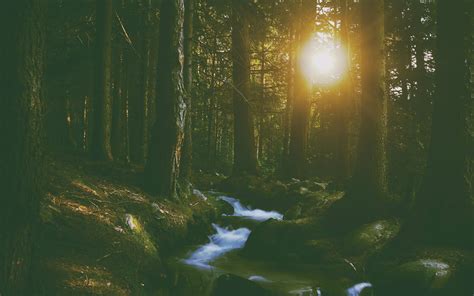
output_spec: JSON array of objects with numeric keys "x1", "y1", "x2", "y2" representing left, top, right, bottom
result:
[{"x1": 300, "y1": 39, "x2": 347, "y2": 85}]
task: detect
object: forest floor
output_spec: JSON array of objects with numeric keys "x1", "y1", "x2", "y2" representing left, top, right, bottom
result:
[
  {"x1": 34, "y1": 157, "x2": 473, "y2": 295},
  {"x1": 36, "y1": 155, "x2": 217, "y2": 295}
]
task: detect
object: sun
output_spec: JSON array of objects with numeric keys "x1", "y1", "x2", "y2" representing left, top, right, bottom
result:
[
  {"x1": 299, "y1": 40, "x2": 347, "y2": 85},
  {"x1": 311, "y1": 50, "x2": 337, "y2": 75}
]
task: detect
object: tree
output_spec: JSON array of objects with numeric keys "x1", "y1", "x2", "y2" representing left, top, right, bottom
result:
[
  {"x1": 350, "y1": 0, "x2": 387, "y2": 199},
  {"x1": 111, "y1": 38, "x2": 129, "y2": 162},
  {"x1": 281, "y1": 24, "x2": 295, "y2": 174},
  {"x1": 0, "y1": 0, "x2": 44, "y2": 293},
  {"x1": 180, "y1": 0, "x2": 195, "y2": 187},
  {"x1": 324, "y1": 0, "x2": 387, "y2": 231},
  {"x1": 407, "y1": 0, "x2": 473, "y2": 247},
  {"x1": 333, "y1": 0, "x2": 352, "y2": 183},
  {"x1": 231, "y1": 0, "x2": 258, "y2": 176},
  {"x1": 90, "y1": 0, "x2": 113, "y2": 160},
  {"x1": 287, "y1": 0, "x2": 315, "y2": 179},
  {"x1": 145, "y1": 0, "x2": 186, "y2": 198},
  {"x1": 127, "y1": 1, "x2": 147, "y2": 164}
]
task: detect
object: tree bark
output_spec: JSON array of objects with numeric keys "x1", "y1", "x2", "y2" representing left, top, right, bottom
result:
[
  {"x1": 351, "y1": 0, "x2": 387, "y2": 199},
  {"x1": 0, "y1": 0, "x2": 44, "y2": 293},
  {"x1": 288, "y1": 0, "x2": 314, "y2": 179},
  {"x1": 145, "y1": 0, "x2": 186, "y2": 198},
  {"x1": 231, "y1": 0, "x2": 258, "y2": 176},
  {"x1": 408, "y1": 0, "x2": 473, "y2": 246},
  {"x1": 127, "y1": 29, "x2": 146, "y2": 163},
  {"x1": 281, "y1": 25, "x2": 294, "y2": 174},
  {"x1": 334, "y1": 0, "x2": 351, "y2": 183},
  {"x1": 90, "y1": 0, "x2": 113, "y2": 161},
  {"x1": 180, "y1": 0, "x2": 194, "y2": 186},
  {"x1": 111, "y1": 42, "x2": 129, "y2": 162}
]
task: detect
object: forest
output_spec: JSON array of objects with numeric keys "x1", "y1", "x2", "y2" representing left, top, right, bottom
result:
[{"x1": 0, "y1": 0, "x2": 473, "y2": 295}]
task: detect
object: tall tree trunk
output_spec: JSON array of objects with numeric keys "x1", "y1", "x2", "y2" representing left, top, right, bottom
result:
[
  {"x1": 0, "y1": 0, "x2": 44, "y2": 293},
  {"x1": 145, "y1": 0, "x2": 186, "y2": 198},
  {"x1": 147, "y1": 30, "x2": 159, "y2": 160},
  {"x1": 45, "y1": 90, "x2": 71, "y2": 151},
  {"x1": 257, "y1": 41, "x2": 266, "y2": 163},
  {"x1": 288, "y1": 0, "x2": 314, "y2": 179},
  {"x1": 351, "y1": 0, "x2": 387, "y2": 199},
  {"x1": 231, "y1": 0, "x2": 258, "y2": 175},
  {"x1": 128, "y1": 28, "x2": 146, "y2": 164},
  {"x1": 90, "y1": 0, "x2": 113, "y2": 161},
  {"x1": 111, "y1": 43, "x2": 129, "y2": 162},
  {"x1": 407, "y1": 0, "x2": 473, "y2": 246},
  {"x1": 334, "y1": 0, "x2": 351, "y2": 183},
  {"x1": 281, "y1": 25, "x2": 294, "y2": 173},
  {"x1": 206, "y1": 50, "x2": 216, "y2": 168},
  {"x1": 180, "y1": 0, "x2": 194, "y2": 186}
]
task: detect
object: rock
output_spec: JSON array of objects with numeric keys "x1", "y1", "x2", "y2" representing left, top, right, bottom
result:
[
  {"x1": 298, "y1": 187, "x2": 310, "y2": 195},
  {"x1": 193, "y1": 189, "x2": 208, "y2": 201},
  {"x1": 243, "y1": 218, "x2": 321, "y2": 260},
  {"x1": 285, "y1": 203, "x2": 303, "y2": 220},
  {"x1": 343, "y1": 219, "x2": 400, "y2": 256},
  {"x1": 215, "y1": 198, "x2": 234, "y2": 215},
  {"x1": 378, "y1": 259, "x2": 454, "y2": 296},
  {"x1": 210, "y1": 274, "x2": 273, "y2": 296},
  {"x1": 308, "y1": 181, "x2": 328, "y2": 191},
  {"x1": 301, "y1": 239, "x2": 341, "y2": 264}
]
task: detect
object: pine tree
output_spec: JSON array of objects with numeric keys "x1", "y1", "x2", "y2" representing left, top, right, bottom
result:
[
  {"x1": 145, "y1": 0, "x2": 186, "y2": 198},
  {"x1": 231, "y1": 0, "x2": 258, "y2": 176},
  {"x1": 0, "y1": 0, "x2": 45, "y2": 293},
  {"x1": 90, "y1": 0, "x2": 113, "y2": 161}
]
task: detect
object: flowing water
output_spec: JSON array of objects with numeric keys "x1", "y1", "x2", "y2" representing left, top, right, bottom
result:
[{"x1": 178, "y1": 193, "x2": 372, "y2": 296}]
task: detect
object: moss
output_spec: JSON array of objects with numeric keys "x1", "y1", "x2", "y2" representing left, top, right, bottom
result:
[
  {"x1": 343, "y1": 219, "x2": 400, "y2": 256},
  {"x1": 37, "y1": 157, "x2": 217, "y2": 295},
  {"x1": 124, "y1": 214, "x2": 158, "y2": 257}
]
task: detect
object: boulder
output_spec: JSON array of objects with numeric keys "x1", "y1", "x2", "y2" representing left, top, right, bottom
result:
[
  {"x1": 243, "y1": 218, "x2": 322, "y2": 261},
  {"x1": 343, "y1": 219, "x2": 400, "y2": 256},
  {"x1": 215, "y1": 198, "x2": 234, "y2": 215},
  {"x1": 300, "y1": 239, "x2": 341, "y2": 264},
  {"x1": 377, "y1": 259, "x2": 455, "y2": 296}
]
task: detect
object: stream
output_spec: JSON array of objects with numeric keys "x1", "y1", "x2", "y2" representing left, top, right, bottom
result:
[{"x1": 175, "y1": 193, "x2": 372, "y2": 296}]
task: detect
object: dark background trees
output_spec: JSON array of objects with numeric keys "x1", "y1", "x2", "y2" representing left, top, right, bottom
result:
[{"x1": 38, "y1": 0, "x2": 448, "y2": 192}]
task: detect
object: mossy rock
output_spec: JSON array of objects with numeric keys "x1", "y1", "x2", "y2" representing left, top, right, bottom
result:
[
  {"x1": 285, "y1": 203, "x2": 303, "y2": 220},
  {"x1": 300, "y1": 239, "x2": 342, "y2": 264},
  {"x1": 376, "y1": 259, "x2": 455, "y2": 296},
  {"x1": 210, "y1": 197, "x2": 234, "y2": 216},
  {"x1": 243, "y1": 218, "x2": 322, "y2": 260},
  {"x1": 343, "y1": 219, "x2": 400, "y2": 256}
]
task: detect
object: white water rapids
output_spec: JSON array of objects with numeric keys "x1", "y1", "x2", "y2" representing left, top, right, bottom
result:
[
  {"x1": 182, "y1": 194, "x2": 371, "y2": 296},
  {"x1": 183, "y1": 223, "x2": 251, "y2": 269},
  {"x1": 183, "y1": 196, "x2": 282, "y2": 269},
  {"x1": 218, "y1": 196, "x2": 284, "y2": 221}
]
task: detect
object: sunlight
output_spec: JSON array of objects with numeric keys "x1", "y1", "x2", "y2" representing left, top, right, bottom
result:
[{"x1": 299, "y1": 38, "x2": 347, "y2": 85}]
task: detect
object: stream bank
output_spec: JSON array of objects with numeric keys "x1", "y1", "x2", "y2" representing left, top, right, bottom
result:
[
  {"x1": 37, "y1": 158, "x2": 219, "y2": 295},
  {"x1": 170, "y1": 192, "x2": 374, "y2": 296},
  {"x1": 37, "y1": 162, "x2": 473, "y2": 295}
]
